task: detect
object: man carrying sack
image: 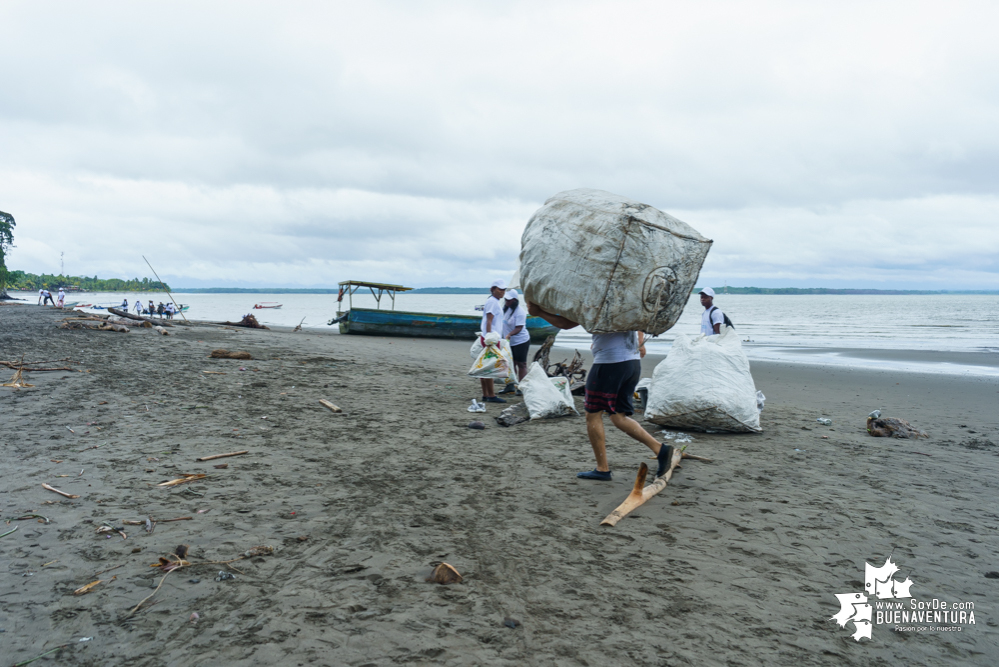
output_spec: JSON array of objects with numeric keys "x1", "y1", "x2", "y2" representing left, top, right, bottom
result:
[{"x1": 526, "y1": 302, "x2": 673, "y2": 481}]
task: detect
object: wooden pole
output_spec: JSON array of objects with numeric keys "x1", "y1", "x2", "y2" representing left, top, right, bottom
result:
[
  {"x1": 195, "y1": 450, "x2": 249, "y2": 462},
  {"x1": 600, "y1": 445, "x2": 684, "y2": 527},
  {"x1": 143, "y1": 255, "x2": 189, "y2": 322}
]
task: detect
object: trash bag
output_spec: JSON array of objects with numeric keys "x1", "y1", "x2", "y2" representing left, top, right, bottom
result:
[
  {"x1": 519, "y1": 188, "x2": 712, "y2": 334},
  {"x1": 519, "y1": 362, "x2": 578, "y2": 419},
  {"x1": 645, "y1": 327, "x2": 761, "y2": 432},
  {"x1": 468, "y1": 332, "x2": 515, "y2": 384}
]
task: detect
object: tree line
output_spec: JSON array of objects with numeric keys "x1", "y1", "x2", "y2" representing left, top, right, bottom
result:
[{"x1": 5, "y1": 270, "x2": 170, "y2": 293}]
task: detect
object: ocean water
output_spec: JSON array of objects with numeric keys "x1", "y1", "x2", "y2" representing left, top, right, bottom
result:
[{"x1": 13, "y1": 291, "x2": 998, "y2": 376}]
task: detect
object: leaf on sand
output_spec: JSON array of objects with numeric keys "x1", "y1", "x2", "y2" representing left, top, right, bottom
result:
[
  {"x1": 157, "y1": 474, "x2": 207, "y2": 487},
  {"x1": 74, "y1": 577, "x2": 113, "y2": 595}
]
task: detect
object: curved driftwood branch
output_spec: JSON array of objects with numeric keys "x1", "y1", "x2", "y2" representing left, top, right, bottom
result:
[{"x1": 600, "y1": 445, "x2": 685, "y2": 527}]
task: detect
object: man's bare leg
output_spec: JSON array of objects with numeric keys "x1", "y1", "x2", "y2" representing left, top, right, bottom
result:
[
  {"x1": 585, "y1": 411, "x2": 610, "y2": 472},
  {"x1": 607, "y1": 413, "x2": 662, "y2": 455}
]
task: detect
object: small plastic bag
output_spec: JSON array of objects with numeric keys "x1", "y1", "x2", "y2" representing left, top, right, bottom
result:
[{"x1": 468, "y1": 332, "x2": 515, "y2": 384}]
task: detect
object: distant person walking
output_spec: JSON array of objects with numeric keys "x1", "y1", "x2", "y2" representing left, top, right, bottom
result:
[
  {"x1": 147, "y1": 300, "x2": 155, "y2": 316},
  {"x1": 527, "y1": 302, "x2": 673, "y2": 482},
  {"x1": 699, "y1": 287, "x2": 728, "y2": 336},
  {"x1": 475, "y1": 279, "x2": 508, "y2": 404},
  {"x1": 121, "y1": 298, "x2": 129, "y2": 311},
  {"x1": 133, "y1": 300, "x2": 143, "y2": 316},
  {"x1": 56, "y1": 288, "x2": 65, "y2": 308},
  {"x1": 157, "y1": 302, "x2": 165, "y2": 318}
]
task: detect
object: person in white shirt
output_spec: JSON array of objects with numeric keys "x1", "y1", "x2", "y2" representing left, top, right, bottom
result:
[
  {"x1": 527, "y1": 302, "x2": 674, "y2": 482},
  {"x1": 502, "y1": 289, "x2": 530, "y2": 383},
  {"x1": 38, "y1": 288, "x2": 44, "y2": 305},
  {"x1": 56, "y1": 288, "x2": 65, "y2": 308},
  {"x1": 133, "y1": 300, "x2": 144, "y2": 316},
  {"x1": 476, "y1": 279, "x2": 508, "y2": 403},
  {"x1": 121, "y1": 298, "x2": 129, "y2": 311},
  {"x1": 699, "y1": 287, "x2": 725, "y2": 336},
  {"x1": 165, "y1": 302, "x2": 175, "y2": 319}
]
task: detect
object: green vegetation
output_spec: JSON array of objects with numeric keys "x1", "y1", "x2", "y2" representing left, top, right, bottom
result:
[
  {"x1": 0, "y1": 210, "x2": 14, "y2": 298},
  {"x1": 6, "y1": 270, "x2": 170, "y2": 293}
]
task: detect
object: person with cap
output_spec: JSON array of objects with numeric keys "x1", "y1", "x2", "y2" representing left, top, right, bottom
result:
[
  {"x1": 525, "y1": 302, "x2": 674, "y2": 482},
  {"x1": 133, "y1": 299, "x2": 144, "y2": 316},
  {"x1": 475, "y1": 279, "x2": 508, "y2": 403},
  {"x1": 699, "y1": 287, "x2": 726, "y2": 336},
  {"x1": 499, "y1": 289, "x2": 530, "y2": 390},
  {"x1": 56, "y1": 287, "x2": 65, "y2": 308}
]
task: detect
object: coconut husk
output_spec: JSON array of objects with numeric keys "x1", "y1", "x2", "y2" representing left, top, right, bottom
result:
[{"x1": 427, "y1": 562, "x2": 462, "y2": 585}]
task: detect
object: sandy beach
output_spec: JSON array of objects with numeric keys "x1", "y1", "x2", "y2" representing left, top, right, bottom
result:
[{"x1": 1, "y1": 304, "x2": 997, "y2": 666}]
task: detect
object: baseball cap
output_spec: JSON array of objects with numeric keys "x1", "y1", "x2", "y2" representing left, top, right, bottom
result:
[
  {"x1": 699, "y1": 287, "x2": 716, "y2": 297},
  {"x1": 490, "y1": 279, "x2": 507, "y2": 290},
  {"x1": 504, "y1": 289, "x2": 519, "y2": 300}
]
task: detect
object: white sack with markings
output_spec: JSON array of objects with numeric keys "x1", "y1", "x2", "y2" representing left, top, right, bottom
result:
[{"x1": 519, "y1": 189, "x2": 712, "y2": 335}]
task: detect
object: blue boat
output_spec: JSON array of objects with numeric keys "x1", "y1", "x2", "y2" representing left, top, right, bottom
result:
[{"x1": 330, "y1": 280, "x2": 559, "y2": 342}]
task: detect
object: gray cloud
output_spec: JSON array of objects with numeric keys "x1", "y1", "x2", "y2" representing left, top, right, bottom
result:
[{"x1": 2, "y1": 1, "x2": 998, "y2": 288}]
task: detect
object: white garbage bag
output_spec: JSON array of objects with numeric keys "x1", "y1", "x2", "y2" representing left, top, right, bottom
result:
[
  {"x1": 468, "y1": 332, "x2": 515, "y2": 384},
  {"x1": 519, "y1": 188, "x2": 712, "y2": 335},
  {"x1": 518, "y1": 362, "x2": 578, "y2": 419},
  {"x1": 645, "y1": 327, "x2": 762, "y2": 432}
]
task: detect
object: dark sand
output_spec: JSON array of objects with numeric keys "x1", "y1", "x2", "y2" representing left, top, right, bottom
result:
[{"x1": 1, "y1": 305, "x2": 998, "y2": 666}]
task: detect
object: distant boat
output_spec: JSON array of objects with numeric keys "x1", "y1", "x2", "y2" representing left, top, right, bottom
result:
[
  {"x1": 253, "y1": 302, "x2": 283, "y2": 309},
  {"x1": 331, "y1": 280, "x2": 558, "y2": 342}
]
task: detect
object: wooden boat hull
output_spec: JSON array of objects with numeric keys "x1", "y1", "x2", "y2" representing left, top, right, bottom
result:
[{"x1": 338, "y1": 308, "x2": 559, "y2": 342}]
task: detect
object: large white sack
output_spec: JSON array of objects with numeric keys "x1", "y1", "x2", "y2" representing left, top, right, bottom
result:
[
  {"x1": 520, "y1": 189, "x2": 712, "y2": 335},
  {"x1": 645, "y1": 327, "x2": 762, "y2": 432},
  {"x1": 519, "y1": 362, "x2": 578, "y2": 419}
]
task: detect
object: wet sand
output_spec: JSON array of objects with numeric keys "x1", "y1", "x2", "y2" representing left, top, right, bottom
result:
[{"x1": 1, "y1": 305, "x2": 998, "y2": 666}]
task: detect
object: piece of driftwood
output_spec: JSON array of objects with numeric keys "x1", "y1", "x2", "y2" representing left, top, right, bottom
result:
[
  {"x1": 153, "y1": 325, "x2": 170, "y2": 336},
  {"x1": 74, "y1": 577, "x2": 113, "y2": 595},
  {"x1": 157, "y1": 474, "x2": 207, "y2": 488},
  {"x1": 42, "y1": 483, "x2": 80, "y2": 499},
  {"x1": 108, "y1": 307, "x2": 173, "y2": 326},
  {"x1": 867, "y1": 415, "x2": 927, "y2": 439},
  {"x1": 427, "y1": 563, "x2": 462, "y2": 584},
  {"x1": 210, "y1": 349, "x2": 252, "y2": 359},
  {"x1": 600, "y1": 446, "x2": 685, "y2": 527},
  {"x1": 220, "y1": 314, "x2": 269, "y2": 329},
  {"x1": 196, "y1": 450, "x2": 248, "y2": 461},
  {"x1": 319, "y1": 399, "x2": 342, "y2": 413},
  {"x1": 60, "y1": 320, "x2": 129, "y2": 333},
  {"x1": 495, "y1": 402, "x2": 529, "y2": 427},
  {"x1": 532, "y1": 334, "x2": 556, "y2": 369}
]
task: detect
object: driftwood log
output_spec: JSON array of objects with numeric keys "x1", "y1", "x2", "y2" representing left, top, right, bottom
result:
[
  {"x1": 108, "y1": 308, "x2": 173, "y2": 327},
  {"x1": 600, "y1": 449, "x2": 710, "y2": 527},
  {"x1": 60, "y1": 320, "x2": 129, "y2": 333}
]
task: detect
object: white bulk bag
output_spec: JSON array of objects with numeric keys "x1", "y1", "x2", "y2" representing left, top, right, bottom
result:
[
  {"x1": 520, "y1": 189, "x2": 712, "y2": 335},
  {"x1": 518, "y1": 362, "x2": 578, "y2": 419},
  {"x1": 645, "y1": 327, "x2": 762, "y2": 432}
]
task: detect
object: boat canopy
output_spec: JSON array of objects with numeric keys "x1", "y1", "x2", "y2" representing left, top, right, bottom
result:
[{"x1": 337, "y1": 280, "x2": 413, "y2": 311}]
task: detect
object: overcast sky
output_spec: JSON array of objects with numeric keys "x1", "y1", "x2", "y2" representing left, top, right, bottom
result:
[{"x1": 2, "y1": 1, "x2": 997, "y2": 289}]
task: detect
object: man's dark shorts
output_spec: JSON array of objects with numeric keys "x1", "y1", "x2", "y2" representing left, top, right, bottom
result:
[
  {"x1": 584, "y1": 359, "x2": 641, "y2": 415},
  {"x1": 510, "y1": 340, "x2": 530, "y2": 364}
]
